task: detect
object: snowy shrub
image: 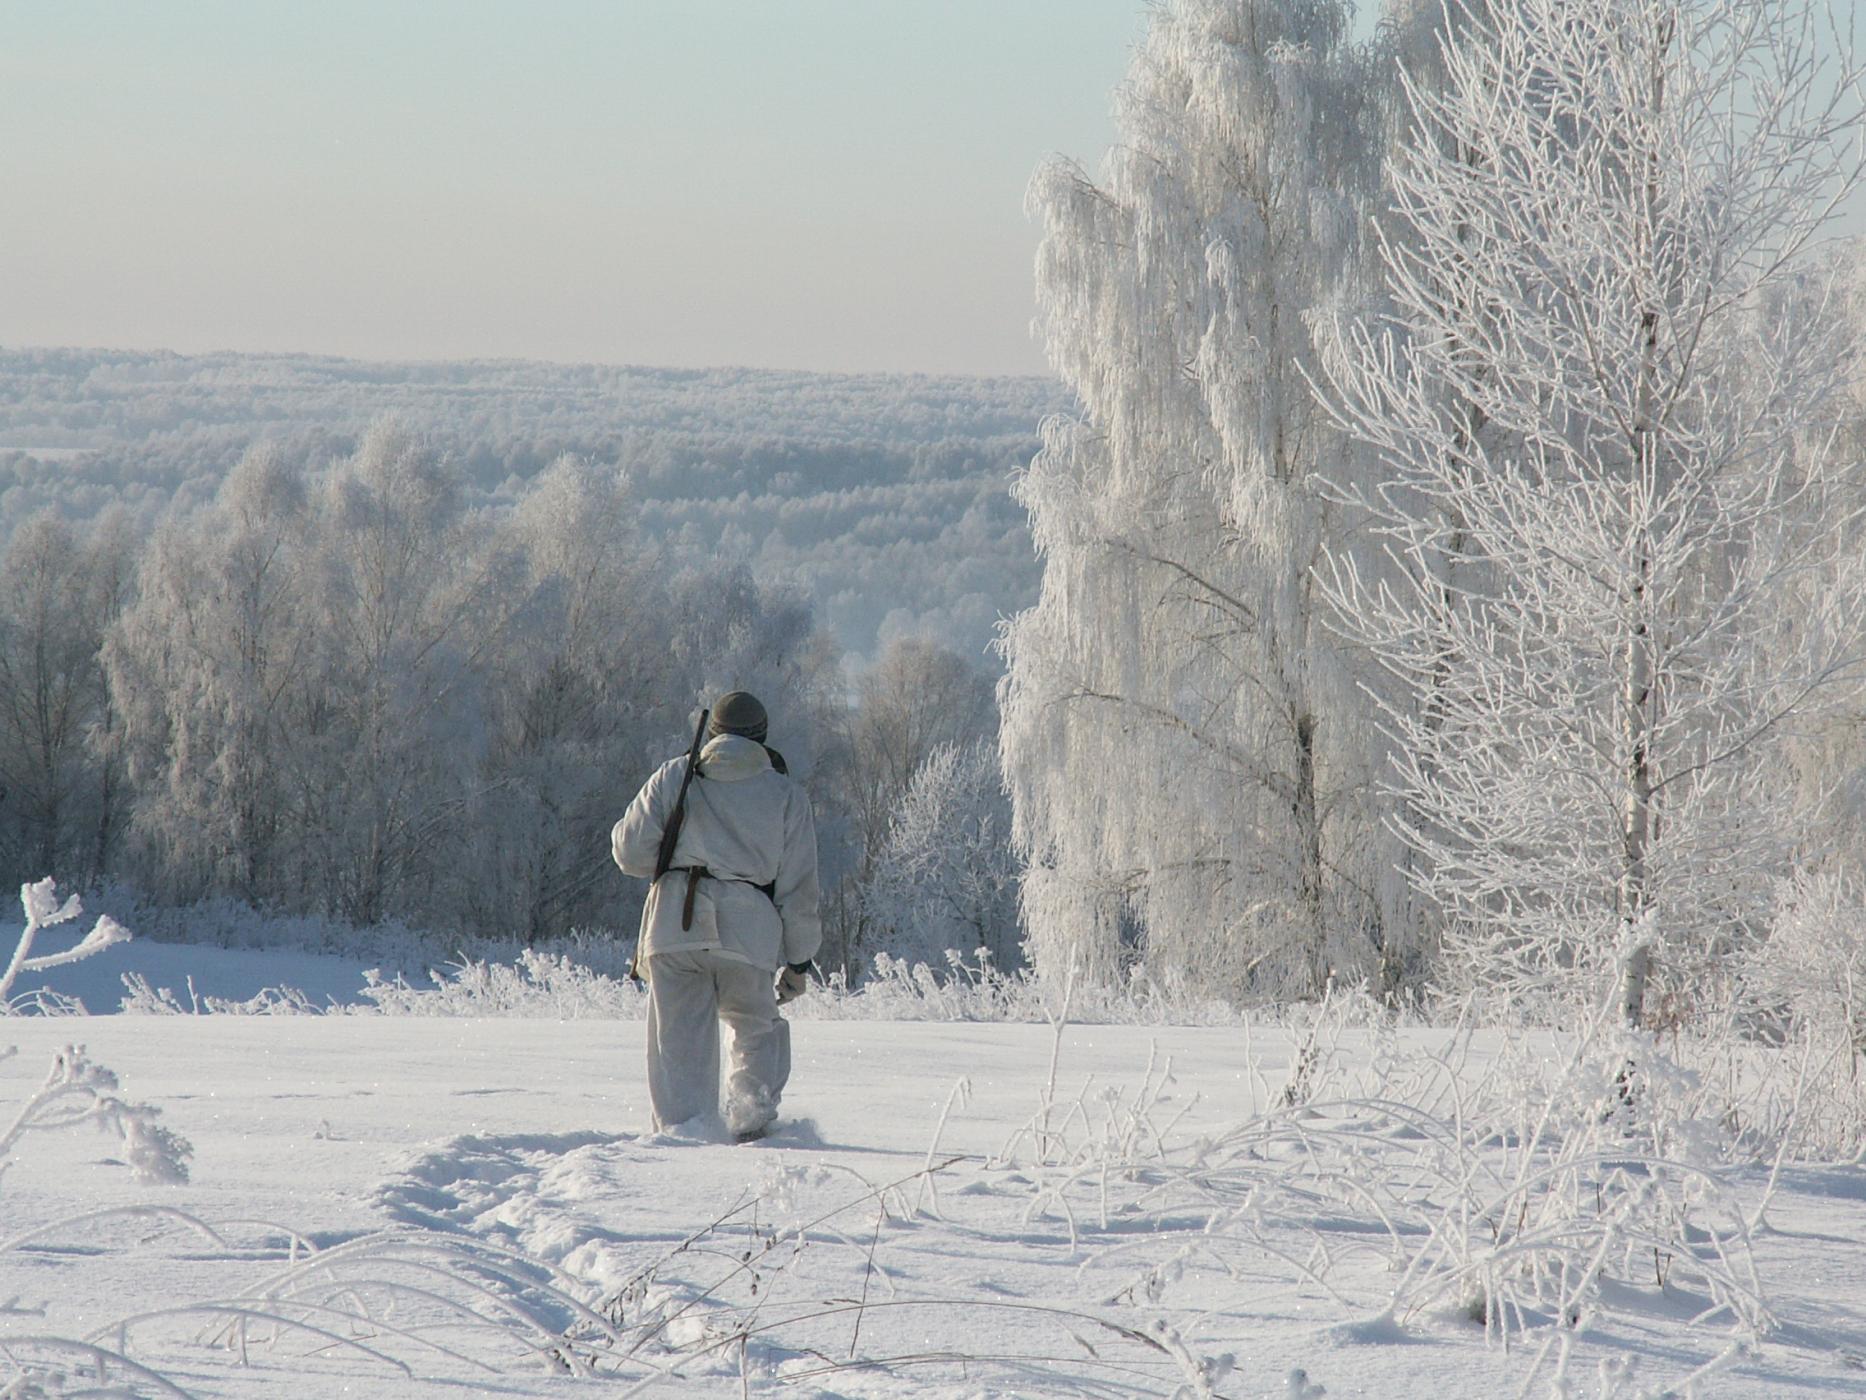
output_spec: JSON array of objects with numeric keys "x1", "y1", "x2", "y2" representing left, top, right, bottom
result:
[
  {"x1": 0, "y1": 879, "x2": 132, "y2": 1013},
  {"x1": 804, "y1": 956, "x2": 1400, "y2": 1035},
  {"x1": 861, "y1": 738, "x2": 1021, "y2": 973},
  {"x1": 818, "y1": 954, "x2": 1397, "y2": 1028},
  {"x1": 116, "y1": 972, "x2": 325, "y2": 1016},
  {"x1": 1697, "y1": 871, "x2": 1866, "y2": 1160},
  {"x1": 352, "y1": 947, "x2": 1040, "y2": 1021},
  {"x1": 994, "y1": 987, "x2": 1778, "y2": 1391},
  {"x1": 358, "y1": 949, "x2": 646, "y2": 1019},
  {"x1": 1741, "y1": 872, "x2": 1866, "y2": 1065},
  {"x1": 0, "y1": 1043, "x2": 192, "y2": 1187},
  {"x1": 354, "y1": 943, "x2": 1392, "y2": 1028},
  {"x1": 0, "y1": 895, "x2": 198, "y2": 1396},
  {"x1": 114, "y1": 971, "x2": 192, "y2": 1015}
]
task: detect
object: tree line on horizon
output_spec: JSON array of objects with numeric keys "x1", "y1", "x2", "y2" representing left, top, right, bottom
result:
[{"x1": 0, "y1": 351, "x2": 1068, "y2": 673}]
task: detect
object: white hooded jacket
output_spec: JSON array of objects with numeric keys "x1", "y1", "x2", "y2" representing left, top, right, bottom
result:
[{"x1": 612, "y1": 734, "x2": 822, "y2": 972}]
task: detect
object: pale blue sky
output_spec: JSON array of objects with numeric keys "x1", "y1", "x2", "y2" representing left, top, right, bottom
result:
[
  {"x1": 2, "y1": 2, "x2": 1859, "y2": 377},
  {"x1": 2, "y1": 1, "x2": 1155, "y2": 376}
]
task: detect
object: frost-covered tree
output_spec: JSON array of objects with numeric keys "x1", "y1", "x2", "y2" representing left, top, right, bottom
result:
[
  {"x1": 0, "y1": 512, "x2": 135, "y2": 887},
  {"x1": 1000, "y1": 0, "x2": 1390, "y2": 1000},
  {"x1": 825, "y1": 637, "x2": 997, "y2": 975},
  {"x1": 864, "y1": 738, "x2": 1021, "y2": 971},
  {"x1": 95, "y1": 420, "x2": 859, "y2": 940},
  {"x1": 1782, "y1": 251, "x2": 1866, "y2": 880},
  {"x1": 844, "y1": 638, "x2": 996, "y2": 871},
  {"x1": 465, "y1": 456, "x2": 679, "y2": 941},
  {"x1": 1741, "y1": 871, "x2": 1866, "y2": 1070},
  {"x1": 667, "y1": 566, "x2": 839, "y2": 769},
  {"x1": 106, "y1": 446, "x2": 312, "y2": 903},
  {"x1": 301, "y1": 421, "x2": 519, "y2": 924},
  {"x1": 82, "y1": 507, "x2": 139, "y2": 879},
  {"x1": 1323, "y1": 0, "x2": 1866, "y2": 1024}
]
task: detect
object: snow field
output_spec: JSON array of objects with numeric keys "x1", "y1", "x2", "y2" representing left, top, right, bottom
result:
[{"x1": 3, "y1": 1015, "x2": 1865, "y2": 1397}]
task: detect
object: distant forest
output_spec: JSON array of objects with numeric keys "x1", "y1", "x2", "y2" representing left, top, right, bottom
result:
[{"x1": 0, "y1": 348, "x2": 1070, "y2": 666}]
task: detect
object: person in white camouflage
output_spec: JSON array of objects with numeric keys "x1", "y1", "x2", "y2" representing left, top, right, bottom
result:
[{"x1": 612, "y1": 692, "x2": 821, "y2": 1139}]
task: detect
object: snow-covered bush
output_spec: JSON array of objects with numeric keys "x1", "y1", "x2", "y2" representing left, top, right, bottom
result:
[
  {"x1": 357, "y1": 949, "x2": 646, "y2": 1019},
  {"x1": 1742, "y1": 872, "x2": 1866, "y2": 1065},
  {"x1": 117, "y1": 972, "x2": 325, "y2": 1016},
  {"x1": 350, "y1": 944, "x2": 1388, "y2": 1027},
  {"x1": 862, "y1": 739, "x2": 1021, "y2": 972},
  {"x1": 997, "y1": 986, "x2": 1779, "y2": 1389},
  {"x1": 0, "y1": 886, "x2": 197, "y2": 1388},
  {"x1": 1, "y1": 891, "x2": 192, "y2": 1375},
  {"x1": 0, "y1": 886, "x2": 205, "y2": 1397},
  {"x1": 0, "y1": 1042, "x2": 192, "y2": 1187},
  {"x1": 1, "y1": 878, "x2": 132, "y2": 1013},
  {"x1": 0, "y1": 1045, "x2": 190, "y2": 1396},
  {"x1": 1719, "y1": 871, "x2": 1866, "y2": 1158}
]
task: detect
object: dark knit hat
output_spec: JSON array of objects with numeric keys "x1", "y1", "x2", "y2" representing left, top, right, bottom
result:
[{"x1": 709, "y1": 691, "x2": 768, "y2": 744}]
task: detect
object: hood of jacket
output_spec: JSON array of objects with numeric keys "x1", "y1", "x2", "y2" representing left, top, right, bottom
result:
[{"x1": 698, "y1": 733, "x2": 773, "y2": 782}]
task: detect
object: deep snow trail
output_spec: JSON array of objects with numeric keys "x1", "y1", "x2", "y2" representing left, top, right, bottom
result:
[{"x1": 1, "y1": 1018, "x2": 1863, "y2": 1397}]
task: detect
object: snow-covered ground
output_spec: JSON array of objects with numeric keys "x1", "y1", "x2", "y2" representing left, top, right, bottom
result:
[{"x1": 5, "y1": 973, "x2": 1866, "y2": 1398}]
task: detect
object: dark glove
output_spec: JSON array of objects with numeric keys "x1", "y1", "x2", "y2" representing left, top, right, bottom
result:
[{"x1": 775, "y1": 961, "x2": 813, "y2": 1005}]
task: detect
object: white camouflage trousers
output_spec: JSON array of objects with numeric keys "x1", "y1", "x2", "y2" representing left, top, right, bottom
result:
[{"x1": 644, "y1": 949, "x2": 790, "y2": 1134}]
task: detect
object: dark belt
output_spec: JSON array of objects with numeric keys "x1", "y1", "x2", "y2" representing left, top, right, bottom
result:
[{"x1": 671, "y1": 866, "x2": 778, "y2": 931}]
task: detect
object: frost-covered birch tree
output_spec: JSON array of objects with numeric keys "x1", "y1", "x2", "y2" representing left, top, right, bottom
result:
[
  {"x1": 303, "y1": 421, "x2": 519, "y2": 925},
  {"x1": 82, "y1": 507, "x2": 138, "y2": 880},
  {"x1": 1323, "y1": 0, "x2": 1866, "y2": 1024},
  {"x1": 1000, "y1": 0, "x2": 1390, "y2": 1000},
  {"x1": 106, "y1": 447, "x2": 312, "y2": 904},
  {"x1": 1784, "y1": 256, "x2": 1866, "y2": 879},
  {"x1": 465, "y1": 456, "x2": 678, "y2": 942},
  {"x1": 0, "y1": 511, "x2": 138, "y2": 889}
]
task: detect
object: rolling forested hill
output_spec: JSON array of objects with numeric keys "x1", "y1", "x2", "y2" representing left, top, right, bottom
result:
[{"x1": 0, "y1": 347, "x2": 1070, "y2": 664}]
